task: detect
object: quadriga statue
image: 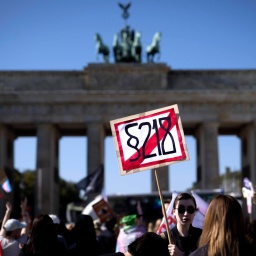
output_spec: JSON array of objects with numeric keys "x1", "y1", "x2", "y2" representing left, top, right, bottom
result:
[{"x1": 112, "y1": 25, "x2": 142, "y2": 63}]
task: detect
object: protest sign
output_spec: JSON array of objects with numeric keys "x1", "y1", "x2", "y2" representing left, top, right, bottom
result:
[
  {"x1": 110, "y1": 104, "x2": 189, "y2": 175},
  {"x1": 92, "y1": 198, "x2": 115, "y2": 223}
]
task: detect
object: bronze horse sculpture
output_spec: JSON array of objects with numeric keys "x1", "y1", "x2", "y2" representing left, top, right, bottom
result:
[
  {"x1": 146, "y1": 32, "x2": 161, "y2": 63},
  {"x1": 131, "y1": 31, "x2": 142, "y2": 63},
  {"x1": 95, "y1": 33, "x2": 110, "y2": 63}
]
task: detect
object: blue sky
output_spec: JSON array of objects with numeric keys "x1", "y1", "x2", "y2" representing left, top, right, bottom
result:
[{"x1": 1, "y1": 0, "x2": 255, "y2": 195}]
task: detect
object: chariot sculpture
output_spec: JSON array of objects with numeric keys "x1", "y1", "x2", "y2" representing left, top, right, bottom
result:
[
  {"x1": 112, "y1": 25, "x2": 142, "y2": 63},
  {"x1": 94, "y1": 2, "x2": 161, "y2": 64}
]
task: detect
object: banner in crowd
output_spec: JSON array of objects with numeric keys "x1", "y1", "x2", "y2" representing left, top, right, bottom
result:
[
  {"x1": 156, "y1": 191, "x2": 178, "y2": 234},
  {"x1": 242, "y1": 177, "x2": 255, "y2": 214},
  {"x1": 191, "y1": 191, "x2": 209, "y2": 229}
]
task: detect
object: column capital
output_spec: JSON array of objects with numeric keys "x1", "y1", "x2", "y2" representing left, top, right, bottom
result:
[{"x1": 201, "y1": 121, "x2": 219, "y2": 128}]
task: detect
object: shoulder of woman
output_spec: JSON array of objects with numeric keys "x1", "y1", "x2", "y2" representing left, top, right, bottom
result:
[{"x1": 189, "y1": 244, "x2": 208, "y2": 256}]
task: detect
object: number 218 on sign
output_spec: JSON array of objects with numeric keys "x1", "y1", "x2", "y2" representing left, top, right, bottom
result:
[{"x1": 110, "y1": 105, "x2": 189, "y2": 175}]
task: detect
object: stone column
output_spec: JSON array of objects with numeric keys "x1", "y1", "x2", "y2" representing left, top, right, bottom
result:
[
  {"x1": 0, "y1": 124, "x2": 15, "y2": 218},
  {"x1": 0, "y1": 124, "x2": 15, "y2": 171},
  {"x1": 35, "y1": 124, "x2": 60, "y2": 215},
  {"x1": 240, "y1": 122, "x2": 256, "y2": 220},
  {"x1": 151, "y1": 166, "x2": 169, "y2": 192},
  {"x1": 87, "y1": 122, "x2": 105, "y2": 175},
  {"x1": 195, "y1": 122, "x2": 219, "y2": 189}
]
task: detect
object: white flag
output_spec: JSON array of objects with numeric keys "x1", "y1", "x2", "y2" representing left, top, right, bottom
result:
[
  {"x1": 191, "y1": 190, "x2": 209, "y2": 229},
  {"x1": 242, "y1": 177, "x2": 255, "y2": 214},
  {"x1": 156, "y1": 191, "x2": 178, "y2": 234}
]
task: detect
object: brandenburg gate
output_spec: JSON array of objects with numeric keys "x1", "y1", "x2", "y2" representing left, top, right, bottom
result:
[{"x1": 0, "y1": 64, "x2": 256, "y2": 217}]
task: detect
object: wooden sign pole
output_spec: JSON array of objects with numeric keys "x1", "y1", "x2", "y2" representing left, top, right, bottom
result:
[{"x1": 154, "y1": 169, "x2": 173, "y2": 244}]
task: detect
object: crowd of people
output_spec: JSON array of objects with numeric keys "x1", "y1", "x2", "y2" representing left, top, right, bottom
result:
[{"x1": 0, "y1": 189, "x2": 256, "y2": 256}]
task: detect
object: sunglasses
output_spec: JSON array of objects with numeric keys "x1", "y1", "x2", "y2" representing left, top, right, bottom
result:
[{"x1": 176, "y1": 205, "x2": 196, "y2": 214}]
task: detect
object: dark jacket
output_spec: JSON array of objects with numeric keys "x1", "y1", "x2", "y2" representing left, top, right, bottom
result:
[{"x1": 164, "y1": 225, "x2": 202, "y2": 256}]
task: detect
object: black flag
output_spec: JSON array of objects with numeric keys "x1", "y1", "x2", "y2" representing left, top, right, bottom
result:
[{"x1": 76, "y1": 164, "x2": 104, "y2": 195}]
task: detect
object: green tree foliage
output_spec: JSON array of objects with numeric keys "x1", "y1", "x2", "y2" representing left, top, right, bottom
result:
[{"x1": 9, "y1": 169, "x2": 81, "y2": 221}]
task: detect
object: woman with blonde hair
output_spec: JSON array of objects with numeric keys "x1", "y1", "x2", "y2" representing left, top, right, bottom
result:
[{"x1": 190, "y1": 194, "x2": 256, "y2": 256}]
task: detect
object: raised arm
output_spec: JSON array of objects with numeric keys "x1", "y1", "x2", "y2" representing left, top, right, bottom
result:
[
  {"x1": 20, "y1": 197, "x2": 29, "y2": 235},
  {"x1": 0, "y1": 201, "x2": 12, "y2": 236}
]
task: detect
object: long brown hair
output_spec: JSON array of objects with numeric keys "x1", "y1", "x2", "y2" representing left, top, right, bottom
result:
[
  {"x1": 21, "y1": 214, "x2": 59, "y2": 255},
  {"x1": 199, "y1": 194, "x2": 245, "y2": 256}
]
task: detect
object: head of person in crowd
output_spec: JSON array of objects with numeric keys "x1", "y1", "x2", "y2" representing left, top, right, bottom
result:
[
  {"x1": 0, "y1": 200, "x2": 29, "y2": 256},
  {"x1": 104, "y1": 216, "x2": 118, "y2": 233},
  {"x1": 173, "y1": 193, "x2": 199, "y2": 234},
  {"x1": 72, "y1": 214, "x2": 97, "y2": 242},
  {"x1": 23, "y1": 214, "x2": 57, "y2": 249},
  {"x1": 69, "y1": 214, "x2": 103, "y2": 256},
  {"x1": 190, "y1": 194, "x2": 256, "y2": 256},
  {"x1": 127, "y1": 231, "x2": 169, "y2": 256},
  {"x1": 117, "y1": 213, "x2": 146, "y2": 253},
  {"x1": 160, "y1": 192, "x2": 202, "y2": 256},
  {"x1": 106, "y1": 216, "x2": 117, "y2": 228},
  {"x1": 119, "y1": 214, "x2": 137, "y2": 231},
  {"x1": 100, "y1": 232, "x2": 169, "y2": 256},
  {"x1": 150, "y1": 199, "x2": 171, "y2": 233},
  {"x1": 172, "y1": 192, "x2": 198, "y2": 229},
  {"x1": 49, "y1": 214, "x2": 69, "y2": 250},
  {"x1": 163, "y1": 199, "x2": 171, "y2": 213},
  {"x1": 20, "y1": 214, "x2": 69, "y2": 256},
  {"x1": 3, "y1": 219, "x2": 27, "y2": 239},
  {"x1": 98, "y1": 217, "x2": 118, "y2": 254}
]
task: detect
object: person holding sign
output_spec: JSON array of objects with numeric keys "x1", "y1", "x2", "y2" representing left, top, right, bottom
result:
[{"x1": 160, "y1": 193, "x2": 202, "y2": 256}]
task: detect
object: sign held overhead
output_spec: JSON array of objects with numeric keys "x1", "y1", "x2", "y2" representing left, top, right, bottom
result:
[{"x1": 110, "y1": 104, "x2": 189, "y2": 175}]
